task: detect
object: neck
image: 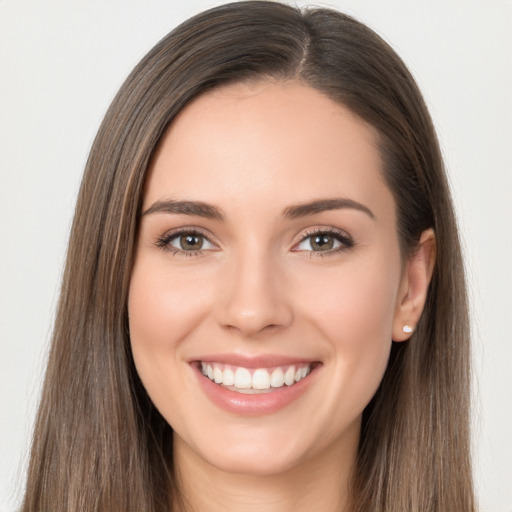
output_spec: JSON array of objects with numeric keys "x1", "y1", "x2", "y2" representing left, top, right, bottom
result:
[{"x1": 172, "y1": 427, "x2": 358, "y2": 512}]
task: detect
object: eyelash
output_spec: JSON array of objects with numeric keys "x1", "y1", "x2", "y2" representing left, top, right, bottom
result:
[
  {"x1": 294, "y1": 228, "x2": 355, "y2": 257},
  {"x1": 155, "y1": 227, "x2": 354, "y2": 257},
  {"x1": 155, "y1": 228, "x2": 214, "y2": 258}
]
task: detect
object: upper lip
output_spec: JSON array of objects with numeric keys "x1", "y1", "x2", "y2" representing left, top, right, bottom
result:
[{"x1": 189, "y1": 353, "x2": 319, "y2": 369}]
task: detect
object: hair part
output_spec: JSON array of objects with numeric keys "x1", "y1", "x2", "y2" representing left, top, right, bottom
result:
[{"x1": 22, "y1": 2, "x2": 474, "y2": 511}]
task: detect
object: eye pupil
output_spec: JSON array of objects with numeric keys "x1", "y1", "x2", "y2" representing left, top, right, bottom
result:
[
  {"x1": 180, "y1": 233, "x2": 203, "y2": 250},
  {"x1": 311, "y1": 234, "x2": 334, "y2": 251}
]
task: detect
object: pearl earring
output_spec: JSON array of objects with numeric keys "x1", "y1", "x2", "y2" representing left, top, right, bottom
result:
[{"x1": 403, "y1": 325, "x2": 413, "y2": 334}]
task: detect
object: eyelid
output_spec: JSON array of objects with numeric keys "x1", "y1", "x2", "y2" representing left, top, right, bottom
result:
[
  {"x1": 154, "y1": 225, "x2": 354, "y2": 257},
  {"x1": 291, "y1": 226, "x2": 354, "y2": 254},
  {"x1": 155, "y1": 226, "x2": 219, "y2": 254}
]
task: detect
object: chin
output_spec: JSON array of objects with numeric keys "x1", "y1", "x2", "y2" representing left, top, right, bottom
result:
[
  {"x1": 174, "y1": 421, "x2": 320, "y2": 477},
  {"x1": 204, "y1": 445, "x2": 309, "y2": 477}
]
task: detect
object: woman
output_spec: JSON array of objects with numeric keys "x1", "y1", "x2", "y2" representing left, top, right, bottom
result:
[{"x1": 20, "y1": 2, "x2": 475, "y2": 510}]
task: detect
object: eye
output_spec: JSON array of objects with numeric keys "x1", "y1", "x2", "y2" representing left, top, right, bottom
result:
[
  {"x1": 293, "y1": 229, "x2": 354, "y2": 254},
  {"x1": 156, "y1": 229, "x2": 217, "y2": 255}
]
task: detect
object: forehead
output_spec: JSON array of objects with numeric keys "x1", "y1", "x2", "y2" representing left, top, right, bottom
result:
[{"x1": 144, "y1": 80, "x2": 393, "y2": 222}]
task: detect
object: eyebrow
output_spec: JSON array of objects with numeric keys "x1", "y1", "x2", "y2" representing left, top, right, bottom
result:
[
  {"x1": 283, "y1": 198, "x2": 375, "y2": 220},
  {"x1": 142, "y1": 200, "x2": 225, "y2": 220},
  {"x1": 142, "y1": 197, "x2": 375, "y2": 221}
]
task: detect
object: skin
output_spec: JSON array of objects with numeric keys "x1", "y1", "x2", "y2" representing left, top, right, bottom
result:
[{"x1": 128, "y1": 80, "x2": 435, "y2": 511}]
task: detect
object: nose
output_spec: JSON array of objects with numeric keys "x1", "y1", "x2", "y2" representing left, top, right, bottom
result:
[{"x1": 215, "y1": 248, "x2": 293, "y2": 337}]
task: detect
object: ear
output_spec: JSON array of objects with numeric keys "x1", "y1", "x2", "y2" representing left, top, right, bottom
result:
[{"x1": 392, "y1": 228, "x2": 436, "y2": 341}]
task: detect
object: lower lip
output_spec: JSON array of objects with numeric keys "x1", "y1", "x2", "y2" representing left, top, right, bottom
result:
[{"x1": 193, "y1": 364, "x2": 318, "y2": 416}]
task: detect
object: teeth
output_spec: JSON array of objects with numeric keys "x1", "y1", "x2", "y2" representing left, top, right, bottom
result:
[
  {"x1": 270, "y1": 368, "x2": 285, "y2": 388},
  {"x1": 234, "y1": 367, "x2": 252, "y2": 389},
  {"x1": 284, "y1": 366, "x2": 295, "y2": 386},
  {"x1": 223, "y1": 367, "x2": 235, "y2": 386},
  {"x1": 201, "y1": 362, "x2": 312, "y2": 392},
  {"x1": 252, "y1": 369, "x2": 271, "y2": 390},
  {"x1": 213, "y1": 366, "x2": 223, "y2": 384}
]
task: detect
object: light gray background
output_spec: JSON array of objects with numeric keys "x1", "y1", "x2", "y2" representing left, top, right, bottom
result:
[{"x1": 1, "y1": 1, "x2": 511, "y2": 510}]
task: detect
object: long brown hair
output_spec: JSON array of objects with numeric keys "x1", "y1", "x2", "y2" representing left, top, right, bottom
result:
[{"x1": 22, "y1": 2, "x2": 475, "y2": 510}]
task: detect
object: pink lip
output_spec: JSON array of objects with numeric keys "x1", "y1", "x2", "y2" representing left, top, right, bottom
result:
[
  {"x1": 189, "y1": 352, "x2": 315, "y2": 369},
  {"x1": 191, "y1": 359, "x2": 320, "y2": 417}
]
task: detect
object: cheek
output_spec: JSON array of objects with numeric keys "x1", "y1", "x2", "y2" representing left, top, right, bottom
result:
[
  {"x1": 127, "y1": 259, "x2": 214, "y2": 411},
  {"x1": 128, "y1": 258, "x2": 215, "y2": 349},
  {"x1": 298, "y1": 253, "x2": 400, "y2": 340},
  {"x1": 296, "y1": 255, "x2": 400, "y2": 406}
]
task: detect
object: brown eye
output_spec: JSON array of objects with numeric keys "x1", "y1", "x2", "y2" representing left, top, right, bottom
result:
[
  {"x1": 158, "y1": 230, "x2": 217, "y2": 253},
  {"x1": 294, "y1": 229, "x2": 354, "y2": 254},
  {"x1": 310, "y1": 234, "x2": 334, "y2": 251},
  {"x1": 179, "y1": 233, "x2": 204, "y2": 251}
]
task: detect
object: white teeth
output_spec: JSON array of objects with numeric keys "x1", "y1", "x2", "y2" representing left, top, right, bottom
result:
[
  {"x1": 213, "y1": 366, "x2": 223, "y2": 384},
  {"x1": 234, "y1": 367, "x2": 252, "y2": 389},
  {"x1": 201, "y1": 362, "x2": 313, "y2": 392},
  {"x1": 270, "y1": 368, "x2": 285, "y2": 388},
  {"x1": 223, "y1": 367, "x2": 235, "y2": 386},
  {"x1": 284, "y1": 366, "x2": 295, "y2": 386},
  {"x1": 252, "y1": 369, "x2": 271, "y2": 390}
]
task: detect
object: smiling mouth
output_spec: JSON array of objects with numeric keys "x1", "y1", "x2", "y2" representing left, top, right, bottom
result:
[{"x1": 199, "y1": 362, "x2": 317, "y2": 394}]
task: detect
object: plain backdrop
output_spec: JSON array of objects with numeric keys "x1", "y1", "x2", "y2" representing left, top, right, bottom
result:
[{"x1": 1, "y1": 1, "x2": 511, "y2": 511}]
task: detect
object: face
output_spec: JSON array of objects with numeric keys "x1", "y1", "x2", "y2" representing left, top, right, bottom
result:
[{"x1": 128, "y1": 81, "x2": 406, "y2": 477}]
